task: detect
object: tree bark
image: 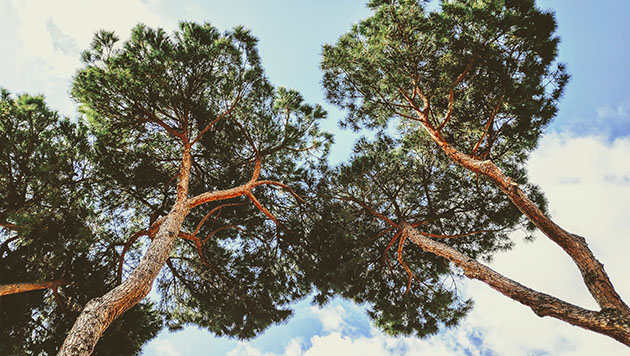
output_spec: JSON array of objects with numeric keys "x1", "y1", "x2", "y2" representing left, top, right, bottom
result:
[
  {"x1": 0, "y1": 279, "x2": 69, "y2": 296},
  {"x1": 57, "y1": 145, "x2": 193, "y2": 356},
  {"x1": 402, "y1": 224, "x2": 630, "y2": 346},
  {"x1": 398, "y1": 90, "x2": 630, "y2": 345},
  {"x1": 399, "y1": 89, "x2": 630, "y2": 314},
  {"x1": 418, "y1": 118, "x2": 630, "y2": 314}
]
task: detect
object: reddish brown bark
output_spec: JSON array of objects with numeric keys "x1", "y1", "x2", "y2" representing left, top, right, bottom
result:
[
  {"x1": 402, "y1": 223, "x2": 630, "y2": 346},
  {"x1": 58, "y1": 129, "x2": 297, "y2": 354},
  {"x1": 395, "y1": 85, "x2": 630, "y2": 345},
  {"x1": 57, "y1": 145, "x2": 194, "y2": 356},
  {"x1": 0, "y1": 279, "x2": 70, "y2": 296}
]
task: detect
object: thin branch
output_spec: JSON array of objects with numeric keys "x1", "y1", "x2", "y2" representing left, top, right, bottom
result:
[
  {"x1": 396, "y1": 230, "x2": 420, "y2": 296},
  {"x1": 246, "y1": 192, "x2": 279, "y2": 227},
  {"x1": 0, "y1": 235, "x2": 20, "y2": 256},
  {"x1": 0, "y1": 222, "x2": 21, "y2": 231},
  {"x1": 398, "y1": 87, "x2": 429, "y2": 121},
  {"x1": 191, "y1": 94, "x2": 242, "y2": 145},
  {"x1": 251, "y1": 180, "x2": 307, "y2": 204},
  {"x1": 193, "y1": 202, "x2": 243, "y2": 235},
  {"x1": 201, "y1": 224, "x2": 245, "y2": 244},
  {"x1": 0, "y1": 279, "x2": 70, "y2": 296},
  {"x1": 143, "y1": 113, "x2": 186, "y2": 142},
  {"x1": 472, "y1": 93, "x2": 504, "y2": 157},
  {"x1": 413, "y1": 229, "x2": 491, "y2": 239},
  {"x1": 437, "y1": 59, "x2": 475, "y2": 131},
  {"x1": 178, "y1": 231, "x2": 227, "y2": 283},
  {"x1": 383, "y1": 230, "x2": 403, "y2": 273},
  {"x1": 52, "y1": 286, "x2": 67, "y2": 313},
  {"x1": 116, "y1": 230, "x2": 149, "y2": 284},
  {"x1": 339, "y1": 196, "x2": 400, "y2": 228}
]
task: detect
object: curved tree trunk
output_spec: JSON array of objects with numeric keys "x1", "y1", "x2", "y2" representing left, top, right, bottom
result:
[
  {"x1": 398, "y1": 91, "x2": 630, "y2": 346},
  {"x1": 57, "y1": 146, "x2": 193, "y2": 356},
  {"x1": 403, "y1": 224, "x2": 630, "y2": 346}
]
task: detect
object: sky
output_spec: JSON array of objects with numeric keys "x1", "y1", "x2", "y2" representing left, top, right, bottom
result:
[{"x1": 1, "y1": 0, "x2": 629, "y2": 355}]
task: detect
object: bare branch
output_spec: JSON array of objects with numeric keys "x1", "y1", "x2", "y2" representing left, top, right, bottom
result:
[
  {"x1": 339, "y1": 196, "x2": 400, "y2": 228},
  {"x1": 178, "y1": 231, "x2": 227, "y2": 283},
  {"x1": 246, "y1": 191, "x2": 279, "y2": 227},
  {"x1": 437, "y1": 59, "x2": 475, "y2": 131},
  {"x1": 201, "y1": 225, "x2": 245, "y2": 244},
  {"x1": 0, "y1": 279, "x2": 70, "y2": 296},
  {"x1": 251, "y1": 180, "x2": 307, "y2": 204},
  {"x1": 403, "y1": 224, "x2": 630, "y2": 346},
  {"x1": 383, "y1": 230, "x2": 403, "y2": 273},
  {"x1": 193, "y1": 202, "x2": 243, "y2": 235},
  {"x1": 396, "y1": 230, "x2": 420, "y2": 296},
  {"x1": 472, "y1": 93, "x2": 504, "y2": 157},
  {"x1": 143, "y1": 112, "x2": 186, "y2": 142},
  {"x1": 191, "y1": 94, "x2": 242, "y2": 145}
]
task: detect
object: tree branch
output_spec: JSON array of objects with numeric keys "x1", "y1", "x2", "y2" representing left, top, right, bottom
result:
[
  {"x1": 0, "y1": 279, "x2": 70, "y2": 296},
  {"x1": 246, "y1": 192, "x2": 279, "y2": 227},
  {"x1": 191, "y1": 94, "x2": 242, "y2": 145},
  {"x1": 472, "y1": 93, "x2": 503, "y2": 157},
  {"x1": 251, "y1": 180, "x2": 307, "y2": 204},
  {"x1": 339, "y1": 196, "x2": 400, "y2": 228},
  {"x1": 437, "y1": 59, "x2": 475, "y2": 132},
  {"x1": 399, "y1": 88, "x2": 630, "y2": 316},
  {"x1": 403, "y1": 223, "x2": 630, "y2": 346}
]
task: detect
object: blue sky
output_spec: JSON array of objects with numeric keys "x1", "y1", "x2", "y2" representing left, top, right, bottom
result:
[{"x1": 1, "y1": 1, "x2": 629, "y2": 355}]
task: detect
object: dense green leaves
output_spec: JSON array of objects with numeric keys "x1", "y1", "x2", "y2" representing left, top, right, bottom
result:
[
  {"x1": 322, "y1": 0, "x2": 568, "y2": 170},
  {"x1": 71, "y1": 22, "x2": 331, "y2": 339},
  {"x1": 307, "y1": 133, "x2": 532, "y2": 336}
]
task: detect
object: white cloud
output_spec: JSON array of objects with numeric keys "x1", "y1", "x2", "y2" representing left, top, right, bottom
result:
[
  {"x1": 597, "y1": 103, "x2": 628, "y2": 120},
  {"x1": 1, "y1": 0, "x2": 176, "y2": 116},
  {"x1": 309, "y1": 305, "x2": 348, "y2": 332},
  {"x1": 148, "y1": 339, "x2": 184, "y2": 356},
  {"x1": 227, "y1": 339, "x2": 303, "y2": 356}
]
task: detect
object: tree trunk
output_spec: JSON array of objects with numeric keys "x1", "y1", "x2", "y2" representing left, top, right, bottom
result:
[
  {"x1": 397, "y1": 94, "x2": 630, "y2": 345},
  {"x1": 416, "y1": 119, "x2": 630, "y2": 315},
  {"x1": 403, "y1": 224, "x2": 630, "y2": 346},
  {"x1": 57, "y1": 145, "x2": 192, "y2": 356}
]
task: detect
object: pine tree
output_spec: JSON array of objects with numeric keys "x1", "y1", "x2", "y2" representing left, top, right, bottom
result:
[
  {"x1": 321, "y1": 0, "x2": 630, "y2": 346},
  {"x1": 56, "y1": 22, "x2": 330, "y2": 354}
]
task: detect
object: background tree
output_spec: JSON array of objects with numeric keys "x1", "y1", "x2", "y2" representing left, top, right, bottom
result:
[
  {"x1": 59, "y1": 22, "x2": 330, "y2": 354},
  {"x1": 320, "y1": 0, "x2": 630, "y2": 346},
  {"x1": 306, "y1": 132, "x2": 540, "y2": 336},
  {"x1": 0, "y1": 89, "x2": 162, "y2": 355}
]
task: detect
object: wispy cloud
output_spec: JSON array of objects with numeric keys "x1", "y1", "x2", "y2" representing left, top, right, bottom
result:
[
  {"x1": 148, "y1": 340, "x2": 184, "y2": 356},
  {"x1": 597, "y1": 103, "x2": 628, "y2": 121}
]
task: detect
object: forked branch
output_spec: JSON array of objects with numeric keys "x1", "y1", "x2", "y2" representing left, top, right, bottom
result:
[
  {"x1": 471, "y1": 93, "x2": 503, "y2": 157},
  {"x1": 191, "y1": 94, "x2": 243, "y2": 145},
  {"x1": 437, "y1": 59, "x2": 475, "y2": 132}
]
